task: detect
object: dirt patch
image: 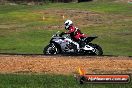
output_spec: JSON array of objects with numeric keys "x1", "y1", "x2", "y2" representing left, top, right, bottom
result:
[
  {"x1": 0, "y1": 55, "x2": 132, "y2": 75},
  {"x1": 34, "y1": 9, "x2": 132, "y2": 30},
  {"x1": 34, "y1": 9, "x2": 107, "y2": 30}
]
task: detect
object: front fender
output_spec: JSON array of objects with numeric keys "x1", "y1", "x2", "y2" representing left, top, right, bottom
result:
[{"x1": 50, "y1": 41, "x2": 62, "y2": 52}]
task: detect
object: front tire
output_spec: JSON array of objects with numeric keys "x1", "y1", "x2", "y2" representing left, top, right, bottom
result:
[{"x1": 43, "y1": 43, "x2": 60, "y2": 55}]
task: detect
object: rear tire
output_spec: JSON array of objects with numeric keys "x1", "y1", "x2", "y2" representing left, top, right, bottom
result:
[
  {"x1": 43, "y1": 43, "x2": 60, "y2": 55},
  {"x1": 89, "y1": 43, "x2": 103, "y2": 55}
]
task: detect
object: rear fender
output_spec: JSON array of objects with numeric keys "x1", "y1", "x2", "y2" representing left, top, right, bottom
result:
[{"x1": 84, "y1": 36, "x2": 98, "y2": 43}]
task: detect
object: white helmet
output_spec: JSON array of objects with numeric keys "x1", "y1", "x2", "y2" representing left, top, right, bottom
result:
[{"x1": 64, "y1": 20, "x2": 73, "y2": 30}]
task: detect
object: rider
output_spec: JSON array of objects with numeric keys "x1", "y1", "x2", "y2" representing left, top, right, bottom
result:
[{"x1": 61, "y1": 19, "x2": 87, "y2": 50}]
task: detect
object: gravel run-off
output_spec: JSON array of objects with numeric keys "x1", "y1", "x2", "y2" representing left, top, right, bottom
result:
[{"x1": 0, "y1": 55, "x2": 132, "y2": 75}]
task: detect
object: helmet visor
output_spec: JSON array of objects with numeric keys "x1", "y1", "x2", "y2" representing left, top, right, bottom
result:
[{"x1": 65, "y1": 22, "x2": 69, "y2": 26}]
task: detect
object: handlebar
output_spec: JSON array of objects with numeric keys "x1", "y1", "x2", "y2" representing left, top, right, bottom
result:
[{"x1": 51, "y1": 31, "x2": 70, "y2": 39}]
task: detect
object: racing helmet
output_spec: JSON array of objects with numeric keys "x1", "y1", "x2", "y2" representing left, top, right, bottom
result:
[{"x1": 64, "y1": 20, "x2": 73, "y2": 30}]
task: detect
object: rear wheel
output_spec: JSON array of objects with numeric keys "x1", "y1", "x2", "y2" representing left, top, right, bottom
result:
[
  {"x1": 43, "y1": 43, "x2": 60, "y2": 55},
  {"x1": 89, "y1": 43, "x2": 103, "y2": 55}
]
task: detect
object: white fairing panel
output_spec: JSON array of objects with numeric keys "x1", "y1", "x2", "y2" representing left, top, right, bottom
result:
[
  {"x1": 64, "y1": 38, "x2": 79, "y2": 49},
  {"x1": 83, "y1": 45, "x2": 94, "y2": 51}
]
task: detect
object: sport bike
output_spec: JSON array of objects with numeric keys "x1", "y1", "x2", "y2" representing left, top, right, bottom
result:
[{"x1": 43, "y1": 31, "x2": 103, "y2": 55}]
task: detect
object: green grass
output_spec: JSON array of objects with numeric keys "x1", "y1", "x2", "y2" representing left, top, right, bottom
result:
[
  {"x1": 0, "y1": 29, "x2": 57, "y2": 54},
  {"x1": 0, "y1": 1, "x2": 132, "y2": 56},
  {"x1": 82, "y1": 23, "x2": 132, "y2": 56},
  {"x1": 0, "y1": 74, "x2": 131, "y2": 88}
]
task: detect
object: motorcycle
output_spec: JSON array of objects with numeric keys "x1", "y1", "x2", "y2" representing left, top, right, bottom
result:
[{"x1": 43, "y1": 31, "x2": 103, "y2": 55}]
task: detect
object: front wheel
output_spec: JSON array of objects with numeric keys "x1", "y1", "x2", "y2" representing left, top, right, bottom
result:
[{"x1": 43, "y1": 43, "x2": 60, "y2": 55}]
